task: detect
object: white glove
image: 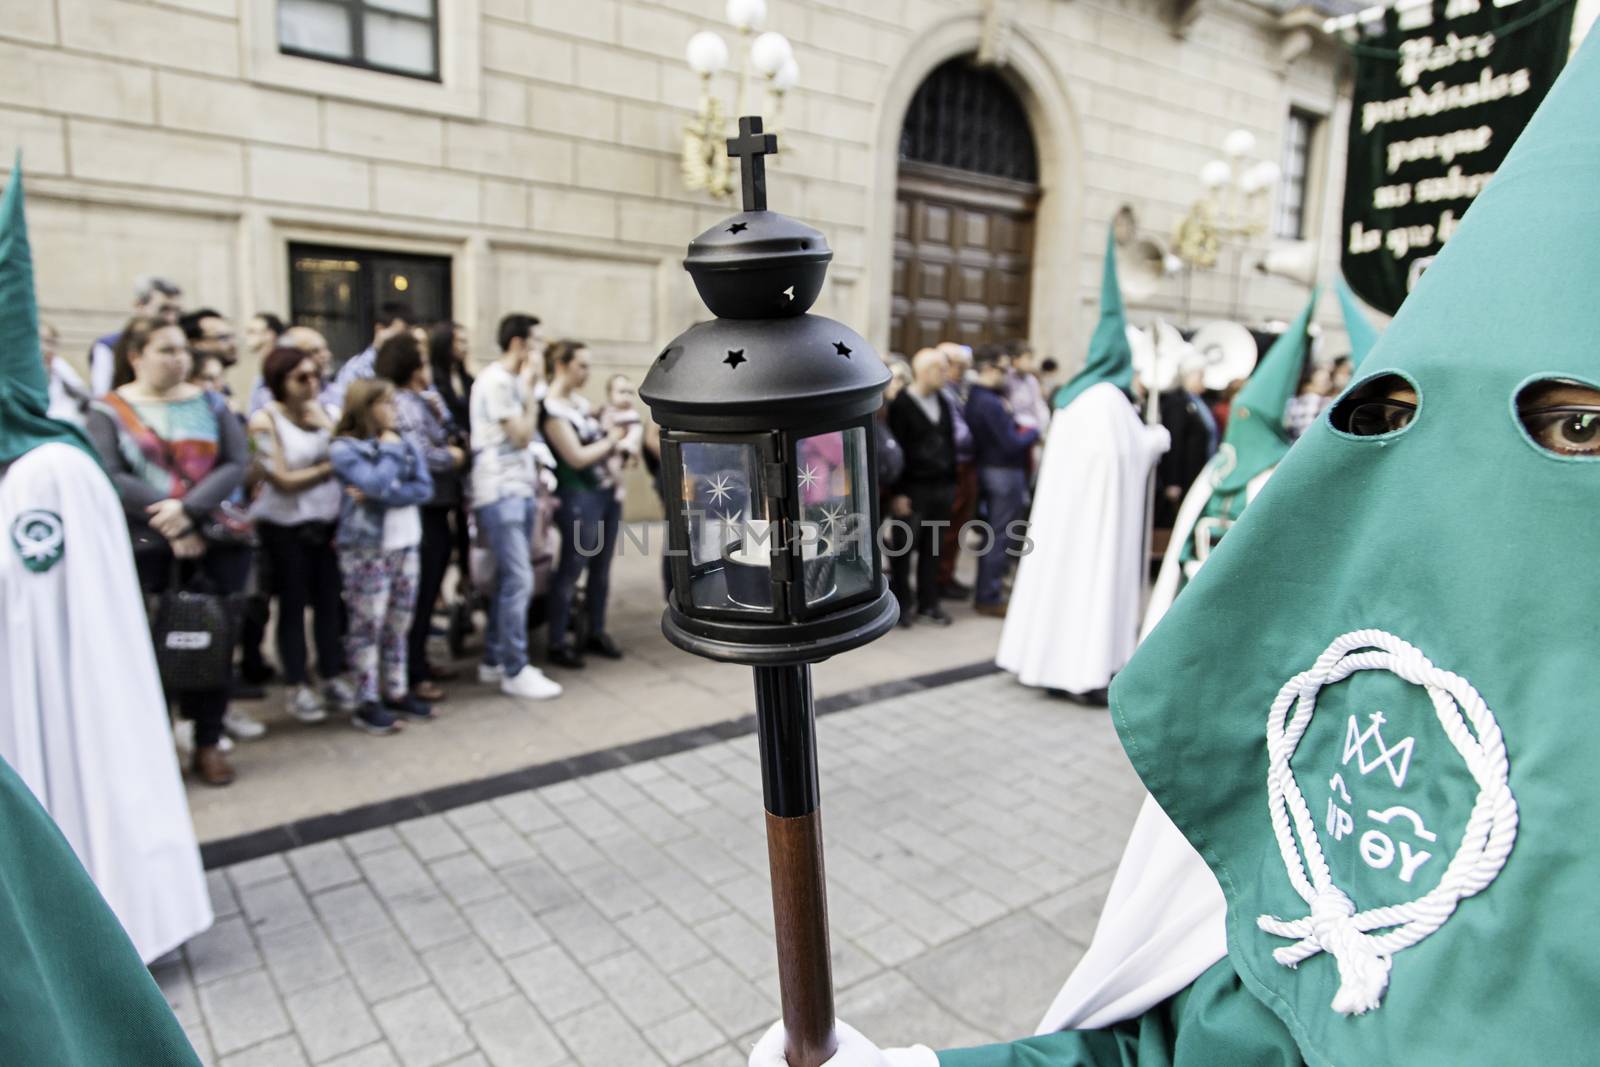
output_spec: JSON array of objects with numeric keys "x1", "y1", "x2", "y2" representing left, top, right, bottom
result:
[{"x1": 749, "y1": 1020, "x2": 939, "y2": 1067}]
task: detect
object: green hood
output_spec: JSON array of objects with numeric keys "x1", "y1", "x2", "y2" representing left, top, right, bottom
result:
[
  {"x1": 1337, "y1": 276, "x2": 1380, "y2": 369},
  {"x1": 0, "y1": 159, "x2": 95, "y2": 466},
  {"x1": 1113, "y1": 34, "x2": 1600, "y2": 1067},
  {"x1": 1053, "y1": 226, "x2": 1134, "y2": 411},
  {"x1": 1210, "y1": 288, "x2": 1318, "y2": 497}
]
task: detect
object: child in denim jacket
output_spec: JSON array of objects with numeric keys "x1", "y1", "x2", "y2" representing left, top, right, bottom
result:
[{"x1": 330, "y1": 380, "x2": 434, "y2": 734}]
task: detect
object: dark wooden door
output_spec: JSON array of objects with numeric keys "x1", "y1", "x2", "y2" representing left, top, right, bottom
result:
[
  {"x1": 890, "y1": 161, "x2": 1037, "y2": 360},
  {"x1": 289, "y1": 244, "x2": 452, "y2": 366}
]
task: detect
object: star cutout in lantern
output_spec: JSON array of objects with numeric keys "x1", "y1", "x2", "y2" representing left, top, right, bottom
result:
[
  {"x1": 724, "y1": 349, "x2": 746, "y2": 368},
  {"x1": 797, "y1": 465, "x2": 820, "y2": 492},
  {"x1": 706, "y1": 473, "x2": 735, "y2": 506},
  {"x1": 728, "y1": 222, "x2": 749, "y2": 235},
  {"x1": 820, "y1": 503, "x2": 848, "y2": 532},
  {"x1": 833, "y1": 341, "x2": 852, "y2": 358}
]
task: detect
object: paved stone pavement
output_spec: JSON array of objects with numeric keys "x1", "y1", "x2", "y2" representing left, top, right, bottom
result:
[
  {"x1": 163, "y1": 673, "x2": 1146, "y2": 1066},
  {"x1": 192, "y1": 523, "x2": 1005, "y2": 842}
]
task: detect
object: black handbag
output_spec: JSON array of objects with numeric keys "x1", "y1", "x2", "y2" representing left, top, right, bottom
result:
[{"x1": 150, "y1": 564, "x2": 237, "y2": 693}]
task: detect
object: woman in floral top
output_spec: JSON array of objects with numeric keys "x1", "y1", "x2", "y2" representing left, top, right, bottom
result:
[{"x1": 87, "y1": 315, "x2": 249, "y2": 787}]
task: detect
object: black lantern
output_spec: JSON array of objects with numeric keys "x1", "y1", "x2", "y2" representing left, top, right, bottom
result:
[{"x1": 640, "y1": 117, "x2": 897, "y2": 1067}]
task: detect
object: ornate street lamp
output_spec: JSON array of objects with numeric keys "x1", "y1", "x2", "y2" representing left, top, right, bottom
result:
[
  {"x1": 683, "y1": 1, "x2": 799, "y2": 200},
  {"x1": 641, "y1": 116, "x2": 898, "y2": 1067},
  {"x1": 1173, "y1": 128, "x2": 1283, "y2": 317}
]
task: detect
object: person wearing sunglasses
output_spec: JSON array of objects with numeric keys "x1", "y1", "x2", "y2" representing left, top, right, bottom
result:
[
  {"x1": 247, "y1": 346, "x2": 350, "y2": 726},
  {"x1": 1337, "y1": 374, "x2": 1600, "y2": 457}
]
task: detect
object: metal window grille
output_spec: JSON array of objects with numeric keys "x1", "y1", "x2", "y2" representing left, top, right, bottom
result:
[
  {"x1": 278, "y1": 0, "x2": 440, "y2": 82},
  {"x1": 1275, "y1": 107, "x2": 1319, "y2": 240},
  {"x1": 898, "y1": 58, "x2": 1039, "y2": 184}
]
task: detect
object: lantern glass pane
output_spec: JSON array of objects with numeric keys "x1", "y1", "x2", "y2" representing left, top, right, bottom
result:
[
  {"x1": 796, "y1": 426, "x2": 874, "y2": 609},
  {"x1": 679, "y1": 440, "x2": 773, "y2": 612}
]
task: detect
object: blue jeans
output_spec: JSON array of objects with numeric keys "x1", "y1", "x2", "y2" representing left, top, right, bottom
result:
[
  {"x1": 548, "y1": 488, "x2": 621, "y2": 650},
  {"x1": 975, "y1": 466, "x2": 1030, "y2": 606},
  {"x1": 478, "y1": 494, "x2": 536, "y2": 676}
]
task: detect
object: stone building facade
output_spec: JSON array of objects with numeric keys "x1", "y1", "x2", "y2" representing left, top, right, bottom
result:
[{"x1": 5, "y1": 0, "x2": 1360, "y2": 419}]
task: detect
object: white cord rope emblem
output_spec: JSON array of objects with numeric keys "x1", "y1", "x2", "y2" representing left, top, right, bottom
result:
[{"x1": 1258, "y1": 629, "x2": 1518, "y2": 1015}]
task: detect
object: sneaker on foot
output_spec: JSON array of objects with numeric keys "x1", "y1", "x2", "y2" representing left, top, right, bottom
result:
[
  {"x1": 223, "y1": 709, "x2": 267, "y2": 740},
  {"x1": 323, "y1": 677, "x2": 359, "y2": 712},
  {"x1": 916, "y1": 606, "x2": 954, "y2": 627},
  {"x1": 351, "y1": 703, "x2": 404, "y2": 735},
  {"x1": 477, "y1": 662, "x2": 504, "y2": 685},
  {"x1": 287, "y1": 685, "x2": 328, "y2": 724},
  {"x1": 384, "y1": 694, "x2": 436, "y2": 722},
  {"x1": 501, "y1": 666, "x2": 562, "y2": 700}
]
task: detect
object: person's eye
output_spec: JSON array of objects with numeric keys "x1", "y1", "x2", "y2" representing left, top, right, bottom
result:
[
  {"x1": 1525, "y1": 410, "x2": 1600, "y2": 455},
  {"x1": 1345, "y1": 400, "x2": 1416, "y2": 436}
]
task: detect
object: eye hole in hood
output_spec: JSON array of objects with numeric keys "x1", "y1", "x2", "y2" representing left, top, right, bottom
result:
[
  {"x1": 1516, "y1": 378, "x2": 1600, "y2": 459},
  {"x1": 1330, "y1": 373, "x2": 1419, "y2": 438}
]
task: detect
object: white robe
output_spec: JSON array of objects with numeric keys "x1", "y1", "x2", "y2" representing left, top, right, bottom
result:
[
  {"x1": 997, "y1": 382, "x2": 1169, "y2": 693},
  {"x1": 0, "y1": 442, "x2": 212, "y2": 963}
]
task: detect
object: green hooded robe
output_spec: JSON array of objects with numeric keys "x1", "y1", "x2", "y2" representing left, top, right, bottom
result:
[
  {"x1": 1053, "y1": 227, "x2": 1135, "y2": 411},
  {"x1": 938, "y1": 26, "x2": 1600, "y2": 1067}
]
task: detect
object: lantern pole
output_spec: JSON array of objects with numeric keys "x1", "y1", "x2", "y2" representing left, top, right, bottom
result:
[{"x1": 752, "y1": 663, "x2": 836, "y2": 1066}]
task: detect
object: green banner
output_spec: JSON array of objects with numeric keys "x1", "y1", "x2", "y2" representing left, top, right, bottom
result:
[{"x1": 1342, "y1": 0, "x2": 1574, "y2": 315}]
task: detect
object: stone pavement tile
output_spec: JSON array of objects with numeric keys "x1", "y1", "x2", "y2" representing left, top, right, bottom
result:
[
  {"x1": 371, "y1": 987, "x2": 475, "y2": 1067},
  {"x1": 635, "y1": 775, "x2": 712, "y2": 817},
  {"x1": 429, "y1": 852, "x2": 508, "y2": 908},
  {"x1": 831, "y1": 936, "x2": 881, "y2": 991},
  {"x1": 198, "y1": 968, "x2": 292, "y2": 1055},
  {"x1": 504, "y1": 943, "x2": 605, "y2": 1021},
  {"x1": 288, "y1": 841, "x2": 362, "y2": 894},
  {"x1": 582, "y1": 770, "x2": 652, "y2": 813},
  {"x1": 500, "y1": 857, "x2": 580, "y2": 914},
  {"x1": 153, "y1": 954, "x2": 200, "y2": 1026},
  {"x1": 324, "y1": 1044, "x2": 401, "y2": 1067},
  {"x1": 284, "y1": 977, "x2": 383, "y2": 1062},
  {"x1": 341, "y1": 929, "x2": 431, "y2": 1003},
  {"x1": 258, "y1": 920, "x2": 347, "y2": 990},
  {"x1": 673, "y1": 955, "x2": 779, "y2": 1040},
  {"x1": 390, "y1": 892, "x2": 473, "y2": 952},
  {"x1": 588, "y1": 949, "x2": 691, "y2": 1028},
  {"x1": 663, "y1": 832, "x2": 750, "y2": 887},
  {"x1": 491, "y1": 791, "x2": 564, "y2": 834},
  {"x1": 591, "y1": 829, "x2": 678, "y2": 881},
  {"x1": 645, "y1": 865, "x2": 735, "y2": 926},
  {"x1": 238, "y1": 875, "x2": 316, "y2": 935},
  {"x1": 941, "y1": 887, "x2": 1011, "y2": 928},
  {"x1": 564, "y1": 860, "x2": 655, "y2": 921},
  {"x1": 209, "y1": 869, "x2": 241, "y2": 920},
  {"x1": 228, "y1": 854, "x2": 291, "y2": 890},
  {"x1": 422, "y1": 936, "x2": 516, "y2": 1014},
  {"x1": 398, "y1": 815, "x2": 470, "y2": 862},
  {"x1": 359, "y1": 847, "x2": 440, "y2": 904},
  {"x1": 548, "y1": 795, "x2": 626, "y2": 841},
  {"x1": 314, "y1": 883, "x2": 396, "y2": 944},
  {"x1": 461, "y1": 893, "x2": 551, "y2": 959},
  {"x1": 833, "y1": 970, "x2": 995, "y2": 1051},
  {"x1": 694, "y1": 910, "x2": 774, "y2": 981},
  {"x1": 345, "y1": 827, "x2": 404, "y2": 857},
  {"x1": 220, "y1": 1035, "x2": 309, "y2": 1066},
  {"x1": 534, "y1": 826, "x2": 605, "y2": 875},
  {"x1": 1028, "y1": 875, "x2": 1116, "y2": 948},
  {"x1": 445, "y1": 801, "x2": 502, "y2": 829},
  {"x1": 854, "y1": 922, "x2": 930, "y2": 969},
  {"x1": 825, "y1": 885, "x2": 889, "y2": 941},
  {"x1": 617, "y1": 799, "x2": 699, "y2": 843},
  {"x1": 616, "y1": 905, "x2": 715, "y2": 974},
  {"x1": 187, "y1": 915, "x2": 264, "y2": 986},
  {"x1": 463, "y1": 995, "x2": 567, "y2": 1067},
  {"x1": 904, "y1": 910, "x2": 1083, "y2": 1040},
  {"x1": 643, "y1": 1008, "x2": 726, "y2": 1066},
  {"x1": 542, "y1": 899, "x2": 632, "y2": 964},
  {"x1": 461, "y1": 817, "x2": 538, "y2": 869},
  {"x1": 714, "y1": 871, "x2": 777, "y2": 934},
  {"x1": 550, "y1": 1002, "x2": 666, "y2": 1067}
]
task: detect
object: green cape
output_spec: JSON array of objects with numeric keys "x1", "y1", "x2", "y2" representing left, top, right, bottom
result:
[
  {"x1": 1335, "y1": 276, "x2": 1380, "y2": 369},
  {"x1": 1113, "y1": 32, "x2": 1600, "y2": 1067},
  {"x1": 1209, "y1": 288, "x2": 1318, "y2": 499},
  {"x1": 1054, "y1": 226, "x2": 1134, "y2": 411},
  {"x1": 0, "y1": 159, "x2": 96, "y2": 466}
]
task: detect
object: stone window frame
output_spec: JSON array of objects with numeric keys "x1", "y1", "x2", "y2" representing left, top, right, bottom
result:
[
  {"x1": 1274, "y1": 105, "x2": 1322, "y2": 241},
  {"x1": 243, "y1": 0, "x2": 482, "y2": 119}
]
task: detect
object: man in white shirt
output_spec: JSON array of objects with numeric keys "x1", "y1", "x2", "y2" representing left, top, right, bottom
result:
[{"x1": 471, "y1": 313, "x2": 561, "y2": 701}]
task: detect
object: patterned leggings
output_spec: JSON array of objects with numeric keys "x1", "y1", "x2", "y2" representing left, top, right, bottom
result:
[{"x1": 340, "y1": 545, "x2": 420, "y2": 705}]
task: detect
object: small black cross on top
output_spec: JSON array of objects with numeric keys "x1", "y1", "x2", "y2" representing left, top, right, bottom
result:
[{"x1": 727, "y1": 115, "x2": 778, "y2": 213}]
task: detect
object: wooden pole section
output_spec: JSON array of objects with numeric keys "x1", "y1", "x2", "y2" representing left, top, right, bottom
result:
[{"x1": 752, "y1": 664, "x2": 837, "y2": 1067}]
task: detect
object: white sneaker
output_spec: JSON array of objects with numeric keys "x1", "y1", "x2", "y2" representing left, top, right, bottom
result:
[
  {"x1": 323, "y1": 677, "x2": 358, "y2": 712},
  {"x1": 223, "y1": 709, "x2": 267, "y2": 741},
  {"x1": 477, "y1": 662, "x2": 504, "y2": 685},
  {"x1": 501, "y1": 666, "x2": 562, "y2": 700},
  {"x1": 286, "y1": 685, "x2": 328, "y2": 725}
]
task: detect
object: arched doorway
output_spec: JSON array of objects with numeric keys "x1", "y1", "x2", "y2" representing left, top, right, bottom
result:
[{"x1": 890, "y1": 57, "x2": 1040, "y2": 358}]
